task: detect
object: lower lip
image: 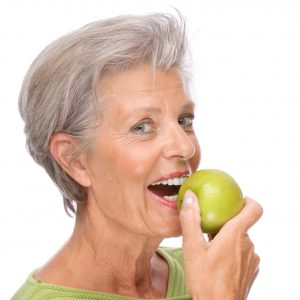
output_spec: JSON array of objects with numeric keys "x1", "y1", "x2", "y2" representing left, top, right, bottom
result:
[{"x1": 146, "y1": 189, "x2": 178, "y2": 209}]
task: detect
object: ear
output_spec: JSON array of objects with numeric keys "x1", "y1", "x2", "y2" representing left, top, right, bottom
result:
[{"x1": 49, "y1": 133, "x2": 91, "y2": 187}]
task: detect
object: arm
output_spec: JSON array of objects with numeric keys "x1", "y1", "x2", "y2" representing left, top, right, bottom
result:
[{"x1": 179, "y1": 190, "x2": 263, "y2": 300}]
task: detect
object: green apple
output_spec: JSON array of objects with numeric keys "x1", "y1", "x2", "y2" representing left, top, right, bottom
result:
[{"x1": 178, "y1": 169, "x2": 245, "y2": 234}]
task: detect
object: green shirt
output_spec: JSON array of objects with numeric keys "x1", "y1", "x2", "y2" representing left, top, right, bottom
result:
[{"x1": 12, "y1": 247, "x2": 192, "y2": 299}]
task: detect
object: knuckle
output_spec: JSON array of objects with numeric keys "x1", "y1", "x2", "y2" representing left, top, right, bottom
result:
[
  {"x1": 242, "y1": 236, "x2": 255, "y2": 253},
  {"x1": 254, "y1": 253, "x2": 260, "y2": 265},
  {"x1": 247, "y1": 197, "x2": 263, "y2": 218},
  {"x1": 252, "y1": 254, "x2": 260, "y2": 275},
  {"x1": 255, "y1": 202, "x2": 264, "y2": 218}
]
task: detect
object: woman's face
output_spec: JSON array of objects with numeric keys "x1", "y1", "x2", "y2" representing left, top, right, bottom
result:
[{"x1": 86, "y1": 65, "x2": 200, "y2": 238}]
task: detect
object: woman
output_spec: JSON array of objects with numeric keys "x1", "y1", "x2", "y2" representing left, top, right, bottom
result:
[{"x1": 13, "y1": 12, "x2": 263, "y2": 299}]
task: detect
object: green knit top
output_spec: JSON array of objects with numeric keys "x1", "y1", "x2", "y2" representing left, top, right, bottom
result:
[{"x1": 12, "y1": 247, "x2": 192, "y2": 299}]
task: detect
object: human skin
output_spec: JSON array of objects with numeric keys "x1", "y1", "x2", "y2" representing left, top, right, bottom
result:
[
  {"x1": 36, "y1": 64, "x2": 262, "y2": 299},
  {"x1": 36, "y1": 65, "x2": 200, "y2": 298},
  {"x1": 180, "y1": 190, "x2": 263, "y2": 300}
]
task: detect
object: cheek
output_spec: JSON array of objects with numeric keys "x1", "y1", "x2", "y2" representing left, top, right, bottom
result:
[{"x1": 114, "y1": 147, "x2": 153, "y2": 181}]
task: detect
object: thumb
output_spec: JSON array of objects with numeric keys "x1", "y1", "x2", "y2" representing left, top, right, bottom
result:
[{"x1": 179, "y1": 189, "x2": 206, "y2": 246}]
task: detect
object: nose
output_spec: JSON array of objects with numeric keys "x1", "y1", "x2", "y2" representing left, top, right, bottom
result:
[{"x1": 162, "y1": 124, "x2": 196, "y2": 161}]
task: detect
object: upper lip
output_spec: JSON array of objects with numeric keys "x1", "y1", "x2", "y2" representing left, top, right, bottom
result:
[{"x1": 150, "y1": 170, "x2": 190, "y2": 185}]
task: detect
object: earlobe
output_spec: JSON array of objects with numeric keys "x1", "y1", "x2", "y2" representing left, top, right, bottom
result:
[{"x1": 49, "y1": 133, "x2": 91, "y2": 187}]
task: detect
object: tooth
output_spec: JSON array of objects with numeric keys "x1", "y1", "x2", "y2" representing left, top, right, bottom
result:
[
  {"x1": 173, "y1": 177, "x2": 180, "y2": 185},
  {"x1": 151, "y1": 175, "x2": 189, "y2": 186},
  {"x1": 168, "y1": 178, "x2": 173, "y2": 185},
  {"x1": 179, "y1": 176, "x2": 186, "y2": 184},
  {"x1": 163, "y1": 195, "x2": 178, "y2": 202},
  {"x1": 170, "y1": 195, "x2": 177, "y2": 201}
]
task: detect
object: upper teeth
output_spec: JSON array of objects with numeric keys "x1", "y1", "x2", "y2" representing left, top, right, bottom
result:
[{"x1": 151, "y1": 176, "x2": 188, "y2": 186}]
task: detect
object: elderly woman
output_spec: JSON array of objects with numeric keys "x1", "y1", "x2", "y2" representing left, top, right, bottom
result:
[{"x1": 13, "y1": 12, "x2": 262, "y2": 300}]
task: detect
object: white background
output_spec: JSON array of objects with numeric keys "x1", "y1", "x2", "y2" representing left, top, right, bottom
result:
[{"x1": 1, "y1": 0, "x2": 300, "y2": 299}]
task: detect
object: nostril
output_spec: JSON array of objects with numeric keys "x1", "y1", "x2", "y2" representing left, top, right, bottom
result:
[
  {"x1": 162, "y1": 125, "x2": 196, "y2": 160},
  {"x1": 187, "y1": 144, "x2": 196, "y2": 160},
  {"x1": 178, "y1": 140, "x2": 196, "y2": 161}
]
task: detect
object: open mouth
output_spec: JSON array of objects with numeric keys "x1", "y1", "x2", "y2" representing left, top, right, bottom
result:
[{"x1": 147, "y1": 175, "x2": 188, "y2": 202}]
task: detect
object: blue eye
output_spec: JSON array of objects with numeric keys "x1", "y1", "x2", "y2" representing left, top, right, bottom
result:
[
  {"x1": 131, "y1": 120, "x2": 154, "y2": 134},
  {"x1": 178, "y1": 114, "x2": 194, "y2": 128}
]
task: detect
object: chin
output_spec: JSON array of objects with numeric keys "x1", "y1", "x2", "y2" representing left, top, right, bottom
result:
[{"x1": 163, "y1": 231, "x2": 182, "y2": 239}]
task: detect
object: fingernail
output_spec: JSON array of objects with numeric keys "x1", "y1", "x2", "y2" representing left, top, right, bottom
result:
[
  {"x1": 183, "y1": 197, "x2": 193, "y2": 206},
  {"x1": 183, "y1": 190, "x2": 195, "y2": 206}
]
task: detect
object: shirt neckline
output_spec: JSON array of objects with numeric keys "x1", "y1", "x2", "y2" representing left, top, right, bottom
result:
[{"x1": 29, "y1": 247, "x2": 178, "y2": 299}]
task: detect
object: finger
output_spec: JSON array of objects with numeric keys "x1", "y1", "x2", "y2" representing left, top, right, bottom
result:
[
  {"x1": 246, "y1": 254, "x2": 260, "y2": 298},
  {"x1": 179, "y1": 189, "x2": 206, "y2": 246},
  {"x1": 226, "y1": 197, "x2": 263, "y2": 232},
  {"x1": 253, "y1": 254, "x2": 260, "y2": 276},
  {"x1": 245, "y1": 268, "x2": 259, "y2": 299}
]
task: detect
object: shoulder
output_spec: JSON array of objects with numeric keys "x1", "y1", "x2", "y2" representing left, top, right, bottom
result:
[
  {"x1": 12, "y1": 270, "x2": 161, "y2": 300},
  {"x1": 11, "y1": 270, "x2": 39, "y2": 300},
  {"x1": 11, "y1": 270, "x2": 107, "y2": 300}
]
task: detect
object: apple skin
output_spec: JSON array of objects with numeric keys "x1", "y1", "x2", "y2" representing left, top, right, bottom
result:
[{"x1": 178, "y1": 169, "x2": 245, "y2": 234}]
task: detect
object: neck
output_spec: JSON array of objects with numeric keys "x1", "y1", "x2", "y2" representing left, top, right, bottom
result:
[{"x1": 36, "y1": 200, "x2": 168, "y2": 298}]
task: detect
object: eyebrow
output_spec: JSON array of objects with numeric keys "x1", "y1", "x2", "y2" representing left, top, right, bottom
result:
[
  {"x1": 129, "y1": 100, "x2": 195, "y2": 114},
  {"x1": 182, "y1": 101, "x2": 195, "y2": 110},
  {"x1": 129, "y1": 106, "x2": 163, "y2": 114}
]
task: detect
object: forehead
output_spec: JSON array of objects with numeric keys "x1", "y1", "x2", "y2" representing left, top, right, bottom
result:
[{"x1": 98, "y1": 65, "x2": 191, "y2": 106}]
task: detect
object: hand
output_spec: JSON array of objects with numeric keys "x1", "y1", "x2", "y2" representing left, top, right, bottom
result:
[{"x1": 179, "y1": 190, "x2": 263, "y2": 300}]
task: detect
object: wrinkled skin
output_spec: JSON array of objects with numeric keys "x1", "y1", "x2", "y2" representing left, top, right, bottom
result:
[
  {"x1": 46, "y1": 64, "x2": 262, "y2": 299},
  {"x1": 180, "y1": 190, "x2": 263, "y2": 300}
]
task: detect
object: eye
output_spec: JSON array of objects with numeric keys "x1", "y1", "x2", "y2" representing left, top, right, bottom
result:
[
  {"x1": 131, "y1": 120, "x2": 155, "y2": 134},
  {"x1": 178, "y1": 114, "x2": 194, "y2": 129}
]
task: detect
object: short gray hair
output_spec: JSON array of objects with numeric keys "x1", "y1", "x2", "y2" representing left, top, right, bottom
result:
[{"x1": 19, "y1": 12, "x2": 190, "y2": 214}]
